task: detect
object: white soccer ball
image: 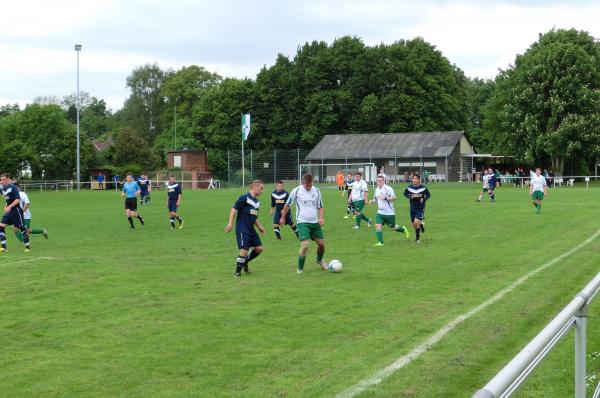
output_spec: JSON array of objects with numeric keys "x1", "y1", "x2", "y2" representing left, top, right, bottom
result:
[{"x1": 328, "y1": 259, "x2": 343, "y2": 273}]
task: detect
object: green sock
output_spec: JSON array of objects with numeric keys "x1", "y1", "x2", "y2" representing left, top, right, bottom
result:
[
  {"x1": 395, "y1": 226, "x2": 405, "y2": 233},
  {"x1": 362, "y1": 214, "x2": 370, "y2": 222},
  {"x1": 376, "y1": 230, "x2": 383, "y2": 243},
  {"x1": 298, "y1": 256, "x2": 306, "y2": 270},
  {"x1": 31, "y1": 228, "x2": 44, "y2": 234},
  {"x1": 536, "y1": 204, "x2": 541, "y2": 213},
  {"x1": 355, "y1": 215, "x2": 361, "y2": 226},
  {"x1": 317, "y1": 250, "x2": 324, "y2": 262},
  {"x1": 15, "y1": 231, "x2": 24, "y2": 243}
]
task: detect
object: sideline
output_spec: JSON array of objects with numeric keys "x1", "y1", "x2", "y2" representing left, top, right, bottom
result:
[{"x1": 336, "y1": 228, "x2": 600, "y2": 398}]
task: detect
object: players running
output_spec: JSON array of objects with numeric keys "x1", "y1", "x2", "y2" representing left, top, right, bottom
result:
[
  {"x1": 371, "y1": 175, "x2": 409, "y2": 246},
  {"x1": 530, "y1": 167, "x2": 548, "y2": 214},
  {"x1": 121, "y1": 174, "x2": 145, "y2": 230},
  {"x1": 349, "y1": 172, "x2": 372, "y2": 229},
  {"x1": 166, "y1": 175, "x2": 184, "y2": 229},
  {"x1": 280, "y1": 174, "x2": 328, "y2": 273},
  {"x1": 14, "y1": 184, "x2": 48, "y2": 242},
  {"x1": 225, "y1": 180, "x2": 266, "y2": 277},
  {"x1": 476, "y1": 169, "x2": 490, "y2": 202},
  {"x1": 270, "y1": 180, "x2": 299, "y2": 240},
  {"x1": 404, "y1": 173, "x2": 431, "y2": 243},
  {"x1": 0, "y1": 173, "x2": 30, "y2": 252},
  {"x1": 138, "y1": 174, "x2": 152, "y2": 205}
]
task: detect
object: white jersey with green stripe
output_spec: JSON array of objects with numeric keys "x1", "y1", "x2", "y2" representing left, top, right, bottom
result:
[
  {"x1": 350, "y1": 179, "x2": 368, "y2": 202},
  {"x1": 375, "y1": 184, "x2": 396, "y2": 216},
  {"x1": 286, "y1": 185, "x2": 323, "y2": 224}
]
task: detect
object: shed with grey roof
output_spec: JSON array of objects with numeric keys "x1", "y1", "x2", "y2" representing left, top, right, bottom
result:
[{"x1": 303, "y1": 131, "x2": 475, "y2": 182}]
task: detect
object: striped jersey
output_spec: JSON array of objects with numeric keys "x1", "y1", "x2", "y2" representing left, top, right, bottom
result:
[
  {"x1": 271, "y1": 190, "x2": 289, "y2": 212},
  {"x1": 286, "y1": 185, "x2": 323, "y2": 224},
  {"x1": 403, "y1": 184, "x2": 431, "y2": 208}
]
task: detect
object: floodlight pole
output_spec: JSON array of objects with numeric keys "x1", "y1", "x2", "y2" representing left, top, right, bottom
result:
[{"x1": 75, "y1": 44, "x2": 82, "y2": 191}]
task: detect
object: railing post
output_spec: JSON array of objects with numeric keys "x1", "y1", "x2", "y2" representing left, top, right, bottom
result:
[{"x1": 575, "y1": 305, "x2": 588, "y2": 398}]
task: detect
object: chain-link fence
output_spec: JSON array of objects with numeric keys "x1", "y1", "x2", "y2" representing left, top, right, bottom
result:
[{"x1": 226, "y1": 149, "x2": 311, "y2": 187}]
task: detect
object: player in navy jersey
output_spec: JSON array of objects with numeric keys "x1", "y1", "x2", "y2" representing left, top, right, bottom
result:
[
  {"x1": 487, "y1": 167, "x2": 496, "y2": 202},
  {"x1": 121, "y1": 174, "x2": 145, "y2": 230},
  {"x1": 166, "y1": 175, "x2": 183, "y2": 229},
  {"x1": 225, "y1": 180, "x2": 266, "y2": 277},
  {"x1": 0, "y1": 173, "x2": 30, "y2": 252},
  {"x1": 403, "y1": 174, "x2": 431, "y2": 243},
  {"x1": 270, "y1": 180, "x2": 298, "y2": 240},
  {"x1": 344, "y1": 174, "x2": 355, "y2": 218},
  {"x1": 137, "y1": 174, "x2": 152, "y2": 205}
]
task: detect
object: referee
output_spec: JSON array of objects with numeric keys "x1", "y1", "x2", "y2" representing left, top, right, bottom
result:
[{"x1": 121, "y1": 174, "x2": 145, "y2": 230}]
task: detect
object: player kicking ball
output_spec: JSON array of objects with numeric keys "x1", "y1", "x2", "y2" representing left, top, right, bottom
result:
[
  {"x1": 404, "y1": 174, "x2": 431, "y2": 243},
  {"x1": 370, "y1": 175, "x2": 409, "y2": 246},
  {"x1": 530, "y1": 167, "x2": 548, "y2": 214},
  {"x1": 225, "y1": 180, "x2": 266, "y2": 277},
  {"x1": 280, "y1": 174, "x2": 328, "y2": 273},
  {"x1": 270, "y1": 180, "x2": 299, "y2": 240}
]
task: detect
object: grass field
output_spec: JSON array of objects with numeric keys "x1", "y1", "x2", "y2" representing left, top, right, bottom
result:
[{"x1": 2, "y1": 183, "x2": 600, "y2": 397}]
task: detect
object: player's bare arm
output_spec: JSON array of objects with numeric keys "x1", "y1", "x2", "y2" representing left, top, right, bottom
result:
[
  {"x1": 255, "y1": 220, "x2": 265, "y2": 234},
  {"x1": 279, "y1": 204, "x2": 290, "y2": 225},
  {"x1": 318, "y1": 207, "x2": 325, "y2": 226},
  {"x1": 225, "y1": 208, "x2": 237, "y2": 232}
]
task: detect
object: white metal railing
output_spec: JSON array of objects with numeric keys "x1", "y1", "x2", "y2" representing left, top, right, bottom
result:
[
  {"x1": 473, "y1": 272, "x2": 600, "y2": 398},
  {"x1": 21, "y1": 180, "x2": 73, "y2": 192}
]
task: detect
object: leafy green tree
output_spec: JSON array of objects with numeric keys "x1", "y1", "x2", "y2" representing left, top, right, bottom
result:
[
  {"x1": 465, "y1": 78, "x2": 495, "y2": 152},
  {"x1": 484, "y1": 29, "x2": 600, "y2": 174},
  {"x1": 112, "y1": 127, "x2": 160, "y2": 170}
]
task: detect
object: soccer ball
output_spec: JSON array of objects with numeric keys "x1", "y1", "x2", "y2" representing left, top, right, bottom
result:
[{"x1": 328, "y1": 259, "x2": 343, "y2": 273}]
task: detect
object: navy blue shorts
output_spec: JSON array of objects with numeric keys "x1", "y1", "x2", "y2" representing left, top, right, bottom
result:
[
  {"x1": 140, "y1": 191, "x2": 150, "y2": 199},
  {"x1": 168, "y1": 200, "x2": 178, "y2": 212},
  {"x1": 273, "y1": 212, "x2": 293, "y2": 226},
  {"x1": 410, "y1": 207, "x2": 425, "y2": 221},
  {"x1": 236, "y1": 231, "x2": 262, "y2": 250},
  {"x1": 1, "y1": 208, "x2": 25, "y2": 228}
]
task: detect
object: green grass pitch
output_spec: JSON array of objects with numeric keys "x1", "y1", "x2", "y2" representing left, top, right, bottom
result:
[{"x1": 2, "y1": 183, "x2": 600, "y2": 397}]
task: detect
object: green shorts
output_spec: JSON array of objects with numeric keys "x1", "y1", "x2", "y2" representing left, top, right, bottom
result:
[
  {"x1": 532, "y1": 191, "x2": 544, "y2": 201},
  {"x1": 297, "y1": 223, "x2": 324, "y2": 241},
  {"x1": 22, "y1": 219, "x2": 31, "y2": 229},
  {"x1": 376, "y1": 213, "x2": 396, "y2": 227},
  {"x1": 352, "y1": 200, "x2": 365, "y2": 212},
  {"x1": 481, "y1": 187, "x2": 488, "y2": 193}
]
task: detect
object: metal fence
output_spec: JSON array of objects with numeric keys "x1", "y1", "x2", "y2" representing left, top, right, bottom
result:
[
  {"x1": 473, "y1": 272, "x2": 600, "y2": 398},
  {"x1": 226, "y1": 149, "x2": 311, "y2": 187}
]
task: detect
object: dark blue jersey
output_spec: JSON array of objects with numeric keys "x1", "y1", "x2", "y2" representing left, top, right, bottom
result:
[
  {"x1": 233, "y1": 193, "x2": 260, "y2": 234},
  {"x1": 403, "y1": 184, "x2": 431, "y2": 208},
  {"x1": 488, "y1": 174, "x2": 497, "y2": 188},
  {"x1": 138, "y1": 178, "x2": 151, "y2": 193},
  {"x1": 2, "y1": 183, "x2": 20, "y2": 206},
  {"x1": 271, "y1": 190, "x2": 289, "y2": 212},
  {"x1": 167, "y1": 182, "x2": 182, "y2": 201}
]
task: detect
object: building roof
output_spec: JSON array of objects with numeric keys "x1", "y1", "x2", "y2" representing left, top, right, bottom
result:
[{"x1": 305, "y1": 131, "x2": 468, "y2": 160}]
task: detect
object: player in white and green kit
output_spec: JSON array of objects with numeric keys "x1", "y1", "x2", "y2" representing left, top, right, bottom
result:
[
  {"x1": 348, "y1": 171, "x2": 372, "y2": 229},
  {"x1": 371, "y1": 175, "x2": 409, "y2": 246},
  {"x1": 530, "y1": 167, "x2": 548, "y2": 214},
  {"x1": 280, "y1": 174, "x2": 328, "y2": 273}
]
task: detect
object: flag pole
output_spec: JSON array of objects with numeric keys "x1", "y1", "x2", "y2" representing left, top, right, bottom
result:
[{"x1": 241, "y1": 114, "x2": 245, "y2": 187}]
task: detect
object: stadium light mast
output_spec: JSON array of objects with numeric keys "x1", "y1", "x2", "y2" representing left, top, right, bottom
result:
[{"x1": 75, "y1": 44, "x2": 82, "y2": 191}]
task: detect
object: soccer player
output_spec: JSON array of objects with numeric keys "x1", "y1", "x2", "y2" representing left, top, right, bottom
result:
[
  {"x1": 476, "y1": 169, "x2": 490, "y2": 202},
  {"x1": 0, "y1": 173, "x2": 30, "y2": 252},
  {"x1": 371, "y1": 175, "x2": 409, "y2": 246},
  {"x1": 166, "y1": 175, "x2": 183, "y2": 229},
  {"x1": 270, "y1": 180, "x2": 299, "y2": 240},
  {"x1": 487, "y1": 167, "x2": 497, "y2": 202},
  {"x1": 348, "y1": 171, "x2": 372, "y2": 229},
  {"x1": 280, "y1": 174, "x2": 328, "y2": 273},
  {"x1": 138, "y1": 174, "x2": 152, "y2": 205},
  {"x1": 121, "y1": 174, "x2": 145, "y2": 230},
  {"x1": 530, "y1": 167, "x2": 548, "y2": 214},
  {"x1": 13, "y1": 184, "x2": 48, "y2": 242},
  {"x1": 225, "y1": 180, "x2": 266, "y2": 277},
  {"x1": 403, "y1": 173, "x2": 431, "y2": 243},
  {"x1": 336, "y1": 171, "x2": 345, "y2": 196},
  {"x1": 343, "y1": 173, "x2": 354, "y2": 218}
]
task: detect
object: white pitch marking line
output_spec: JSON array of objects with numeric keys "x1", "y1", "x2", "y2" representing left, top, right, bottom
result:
[
  {"x1": 337, "y1": 228, "x2": 600, "y2": 398},
  {"x1": 0, "y1": 256, "x2": 56, "y2": 267}
]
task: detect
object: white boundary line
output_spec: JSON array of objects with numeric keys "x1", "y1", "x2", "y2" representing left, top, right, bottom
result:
[
  {"x1": 0, "y1": 256, "x2": 56, "y2": 267},
  {"x1": 337, "y1": 228, "x2": 600, "y2": 398}
]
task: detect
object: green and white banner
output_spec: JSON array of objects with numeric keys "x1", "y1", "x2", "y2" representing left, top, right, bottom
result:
[{"x1": 242, "y1": 114, "x2": 251, "y2": 141}]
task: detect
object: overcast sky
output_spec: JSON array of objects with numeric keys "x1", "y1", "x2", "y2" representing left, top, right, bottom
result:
[{"x1": 1, "y1": 0, "x2": 599, "y2": 110}]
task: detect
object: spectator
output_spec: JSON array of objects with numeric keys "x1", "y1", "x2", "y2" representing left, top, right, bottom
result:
[{"x1": 97, "y1": 173, "x2": 105, "y2": 189}]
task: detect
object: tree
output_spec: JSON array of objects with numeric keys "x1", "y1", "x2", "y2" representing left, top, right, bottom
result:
[
  {"x1": 112, "y1": 127, "x2": 160, "y2": 170},
  {"x1": 484, "y1": 29, "x2": 600, "y2": 174}
]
